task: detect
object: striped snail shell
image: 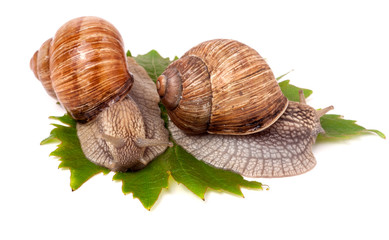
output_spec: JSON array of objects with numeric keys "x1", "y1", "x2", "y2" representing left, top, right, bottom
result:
[
  {"x1": 30, "y1": 16, "x2": 133, "y2": 123},
  {"x1": 30, "y1": 17, "x2": 171, "y2": 172},
  {"x1": 157, "y1": 39, "x2": 288, "y2": 135}
]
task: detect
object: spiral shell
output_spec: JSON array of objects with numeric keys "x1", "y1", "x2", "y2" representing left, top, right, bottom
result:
[
  {"x1": 157, "y1": 39, "x2": 288, "y2": 135},
  {"x1": 30, "y1": 16, "x2": 133, "y2": 123}
]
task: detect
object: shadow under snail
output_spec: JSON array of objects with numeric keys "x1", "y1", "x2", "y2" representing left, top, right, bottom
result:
[
  {"x1": 30, "y1": 16, "x2": 172, "y2": 172},
  {"x1": 30, "y1": 17, "x2": 333, "y2": 178},
  {"x1": 157, "y1": 39, "x2": 333, "y2": 177}
]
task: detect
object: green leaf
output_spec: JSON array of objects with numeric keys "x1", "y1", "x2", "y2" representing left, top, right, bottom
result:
[
  {"x1": 317, "y1": 114, "x2": 386, "y2": 141},
  {"x1": 168, "y1": 145, "x2": 262, "y2": 199},
  {"x1": 41, "y1": 115, "x2": 110, "y2": 191},
  {"x1": 113, "y1": 144, "x2": 262, "y2": 209},
  {"x1": 132, "y1": 50, "x2": 174, "y2": 82},
  {"x1": 366, "y1": 129, "x2": 386, "y2": 139},
  {"x1": 279, "y1": 80, "x2": 313, "y2": 102},
  {"x1": 112, "y1": 155, "x2": 170, "y2": 210},
  {"x1": 44, "y1": 114, "x2": 263, "y2": 209}
]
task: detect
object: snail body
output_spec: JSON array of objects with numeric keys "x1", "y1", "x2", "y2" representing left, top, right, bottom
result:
[
  {"x1": 77, "y1": 58, "x2": 172, "y2": 171},
  {"x1": 158, "y1": 39, "x2": 333, "y2": 177},
  {"x1": 31, "y1": 17, "x2": 171, "y2": 172},
  {"x1": 169, "y1": 92, "x2": 333, "y2": 177}
]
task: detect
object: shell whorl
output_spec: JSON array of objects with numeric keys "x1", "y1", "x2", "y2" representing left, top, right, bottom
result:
[
  {"x1": 30, "y1": 16, "x2": 133, "y2": 123},
  {"x1": 158, "y1": 55, "x2": 212, "y2": 134},
  {"x1": 30, "y1": 38, "x2": 56, "y2": 98},
  {"x1": 158, "y1": 39, "x2": 288, "y2": 135}
]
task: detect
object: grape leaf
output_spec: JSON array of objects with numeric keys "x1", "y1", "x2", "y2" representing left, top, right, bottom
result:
[
  {"x1": 279, "y1": 80, "x2": 312, "y2": 102},
  {"x1": 131, "y1": 50, "x2": 174, "y2": 82},
  {"x1": 41, "y1": 115, "x2": 110, "y2": 191},
  {"x1": 112, "y1": 154, "x2": 170, "y2": 210},
  {"x1": 168, "y1": 145, "x2": 262, "y2": 200},
  {"x1": 43, "y1": 114, "x2": 263, "y2": 209},
  {"x1": 113, "y1": 144, "x2": 262, "y2": 210},
  {"x1": 317, "y1": 114, "x2": 386, "y2": 141}
]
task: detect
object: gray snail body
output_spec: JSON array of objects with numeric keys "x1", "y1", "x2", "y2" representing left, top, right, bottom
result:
[
  {"x1": 30, "y1": 17, "x2": 171, "y2": 172},
  {"x1": 158, "y1": 39, "x2": 333, "y2": 177},
  {"x1": 169, "y1": 92, "x2": 333, "y2": 177},
  {"x1": 76, "y1": 57, "x2": 173, "y2": 172}
]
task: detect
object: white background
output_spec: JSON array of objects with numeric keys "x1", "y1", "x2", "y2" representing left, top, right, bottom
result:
[{"x1": 1, "y1": 0, "x2": 388, "y2": 239}]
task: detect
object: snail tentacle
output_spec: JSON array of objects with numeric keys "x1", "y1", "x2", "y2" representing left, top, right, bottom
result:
[
  {"x1": 316, "y1": 106, "x2": 335, "y2": 118},
  {"x1": 298, "y1": 89, "x2": 307, "y2": 104},
  {"x1": 98, "y1": 133, "x2": 126, "y2": 148}
]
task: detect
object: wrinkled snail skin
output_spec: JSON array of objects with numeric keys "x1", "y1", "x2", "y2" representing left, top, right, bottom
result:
[
  {"x1": 125, "y1": 57, "x2": 173, "y2": 169},
  {"x1": 77, "y1": 96, "x2": 147, "y2": 172},
  {"x1": 157, "y1": 39, "x2": 288, "y2": 135},
  {"x1": 158, "y1": 39, "x2": 333, "y2": 177},
  {"x1": 31, "y1": 17, "x2": 171, "y2": 172},
  {"x1": 77, "y1": 58, "x2": 172, "y2": 172}
]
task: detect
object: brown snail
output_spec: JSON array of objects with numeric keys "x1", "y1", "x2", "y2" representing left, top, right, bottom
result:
[
  {"x1": 158, "y1": 39, "x2": 333, "y2": 177},
  {"x1": 30, "y1": 16, "x2": 172, "y2": 172}
]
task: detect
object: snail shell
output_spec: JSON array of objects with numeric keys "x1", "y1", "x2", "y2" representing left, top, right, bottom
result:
[
  {"x1": 157, "y1": 39, "x2": 288, "y2": 135},
  {"x1": 30, "y1": 16, "x2": 133, "y2": 123},
  {"x1": 31, "y1": 17, "x2": 171, "y2": 171}
]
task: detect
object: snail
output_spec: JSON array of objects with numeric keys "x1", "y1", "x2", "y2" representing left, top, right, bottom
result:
[
  {"x1": 30, "y1": 16, "x2": 172, "y2": 172},
  {"x1": 157, "y1": 39, "x2": 333, "y2": 177}
]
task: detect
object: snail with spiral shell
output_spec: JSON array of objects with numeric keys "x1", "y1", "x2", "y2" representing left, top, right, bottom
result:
[
  {"x1": 157, "y1": 39, "x2": 333, "y2": 177},
  {"x1": 30, "y1": 16, "x2": 172, "y2": 172},
  {"x1": 30, "y1": 17, "x2": 333, "y2": 178}
]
